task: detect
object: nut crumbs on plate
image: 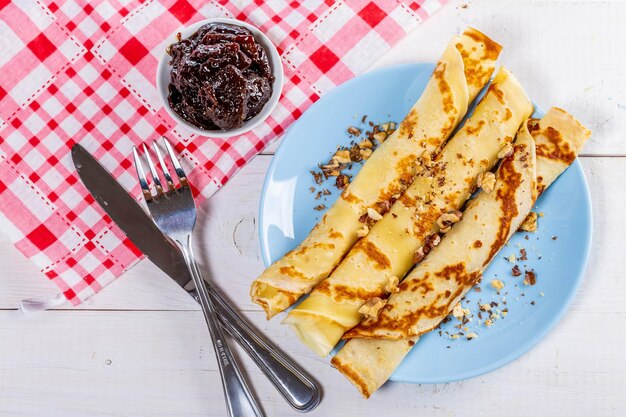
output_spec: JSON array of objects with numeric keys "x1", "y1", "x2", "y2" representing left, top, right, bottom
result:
[
  {"x1": 308, "y1": 116, "x2": 395, "y2": 196},
  {"x1": 523, "y1": 270, "x2": 537, "y2": 285},
  {"x1": 491, "y1": 279, "x2": 505, "y2": 291},
  {"x1": 347, "y1": 126, "x2": 361, "y2": 136}
]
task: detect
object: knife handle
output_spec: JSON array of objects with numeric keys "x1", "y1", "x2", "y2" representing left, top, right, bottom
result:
[{"x1": 189, "y1": 284, "x2": 321, "y2": 412}]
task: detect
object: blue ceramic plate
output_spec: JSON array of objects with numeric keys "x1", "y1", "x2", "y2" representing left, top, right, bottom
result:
[{"x1": 258, "y1": 64, "x2": 592, "y2": 384}]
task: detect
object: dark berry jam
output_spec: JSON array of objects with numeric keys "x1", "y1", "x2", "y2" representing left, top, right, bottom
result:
[{"x1": 167, "y1": 23, "x2": 275, "y2": 131}]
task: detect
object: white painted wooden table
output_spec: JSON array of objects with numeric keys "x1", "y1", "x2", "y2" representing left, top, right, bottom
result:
[{"x1": 1, "y1": 1, "x2": 625, "y2": 416}]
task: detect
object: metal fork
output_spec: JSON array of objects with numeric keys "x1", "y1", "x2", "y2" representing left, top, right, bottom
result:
[{"x1": 132, "y1": 138, "x2": 264, "y2": 417}]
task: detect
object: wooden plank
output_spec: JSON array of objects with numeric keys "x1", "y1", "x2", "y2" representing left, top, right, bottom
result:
[{"x1": 0, "y1": 308, "x2": 623, "y2": 416}]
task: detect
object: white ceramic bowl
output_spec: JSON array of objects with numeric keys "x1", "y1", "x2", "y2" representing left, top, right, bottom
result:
[{"x1": 156, "y1": 18, "x2": 284, "y2": 138}]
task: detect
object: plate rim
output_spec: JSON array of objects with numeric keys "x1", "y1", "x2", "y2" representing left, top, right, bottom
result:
[{"x1": 257, "y1": 63, "x2": 593, "y2": 384}]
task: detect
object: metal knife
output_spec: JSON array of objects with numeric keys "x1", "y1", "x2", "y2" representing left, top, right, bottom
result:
[{"x1": 72, "y1": 144, "x2": 321, "y2": 412}]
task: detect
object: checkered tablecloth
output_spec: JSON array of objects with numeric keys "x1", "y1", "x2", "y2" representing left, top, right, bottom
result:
[{"x1": 0, "y1": 0, "x2": 444, "y2": 306}]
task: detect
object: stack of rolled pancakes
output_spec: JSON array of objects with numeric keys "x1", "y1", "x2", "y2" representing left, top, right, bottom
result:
[{"x1": 250, "y1": 27, "x2": 591, "y2": 398}]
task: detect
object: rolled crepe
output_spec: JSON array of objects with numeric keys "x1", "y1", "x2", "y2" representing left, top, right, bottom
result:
[
  {"x1": 283, "y1": 68, "x2": 533, "y2": 357},
  {"x1": 529, "y1": 107, "x2": 591, "y2": 194},
  {"x1": 251, "y1": 28, "x2": 503, "y2": 319},
  {"x1": 332, "y1": 108, "x2": 591, "y2": 398}
]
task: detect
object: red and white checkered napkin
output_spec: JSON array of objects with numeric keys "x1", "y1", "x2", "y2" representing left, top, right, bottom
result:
[{"x1": 0, "y1": 0, "x2": 445, "y2": 307}]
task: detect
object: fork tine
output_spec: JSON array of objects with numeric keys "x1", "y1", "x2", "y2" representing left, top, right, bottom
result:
[
  {"x1": 152, "y1": 141, "x2": 176, "y2": 192},
  {"x1": 132, "y1": 146, "x2": 153, "y2": 203},
  {"x1": 142, "y1": 144, "x2": 165, "y2": 198},
  {"x1": 162, "y1": 137, "x2": 189, "y2": 188}
]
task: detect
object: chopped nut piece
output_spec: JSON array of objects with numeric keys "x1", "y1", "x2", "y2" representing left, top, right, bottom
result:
[
  {"x1": 381, "y1": 123, "x2": 390, "y2": 131},
  {"x1": 360, "y1": 148, "x2": 373, "y2": 160},
  {"x1": 347, "y1": 126, "x2": 361, "y2": 136},
  {"x1": 320, "y1": 160, "x2": 340, "y2": 178},
  {"x1": 313, "y1": 204, "x2": 326, "y2": 211},
  {"x1": 477, "y1": 171, "x2": 496, "y2": 193},
  {"x1": 385, "y1": 276, "x2": 400, "y2": 293},
  {"x1": 519, "y1": 212, "x2": 538, "y2": 232},
  {"x1": 333, "y1": 149, "x2": 351, "y2": 164},
  {"x1": 372, "y1": 131, "x2": 388, "y2": 142},
  {"x1": 484, "y1": 319, "x2": 493, "y2": 327},
  {"x1": 367, "y1": 207, "x2": 383, "y2": 221},
  {"x1": 507, "y1": 254, "x2": 516, "y2": 263},
  {"x1": 498, "y1": 142, "x2": 514, "y2": 159},
  {"x1": 490, "y1": 313, "x2": 501, "y2": 320},
  {"x1": 413, "y1": 246, "x2": 426, "y2": 264},
  {"x1": 450, "y1": 334, "x2": 460, "y2": 340},
  {"x1": 349, "y1": 145, "x2": 363, "y2": 162},
  {"x1": 452, "y1": 303, "x2": 464, "y2": 320},
  {"x1": 356, "y1": 225, "x2": 369, "y2": 238},
  {"x1": 425, "y1": 234, "x2": 441, "y2": 247},
  {"x1": 335, "y1": 174, "x2": 350, "y2": 190},
  {"x1": 523, "y1": 270, "x2": 537, "y2": 286},
  {"x1": 322, "y1": 158, "x2": 339, "y2": 169},
  {"x1": 358, "y1": 138, "x2": 373, "y2": 149},
  {"x1": 511, "y1": 265, "x2": 522, "y2": 276},
  {"x1": 466, "y1": 332, "x2": 478, "y2": 340},
  {"x1": 310, "y1": 170, "x2": 323, "y2": 185},
  {"x1": 358, "y1": 297, "x2": 385, "y2": 319},
  {"x1": 413, "y1": 233, "x2": 441, "y2": 265},
  {"x1": 375, "y1": 199, "x2": 392, "y2": 215},
  {"x1": 436, "y1": 211, "x2": 462, "y2": 233},
  {"x1": 491, "y1": 279, "x2": 505, "y2": 291},
  {"x1": 480, "y1": 303, "x2": 491, "y2": 312}
]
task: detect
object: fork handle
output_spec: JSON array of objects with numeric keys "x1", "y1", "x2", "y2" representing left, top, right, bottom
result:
[
  {"x1": 178, "y1": 236, "x2": 264, "y2": 417},
  {"x1": 188, "y1": 276, "x2": 321, "y2": 412}
]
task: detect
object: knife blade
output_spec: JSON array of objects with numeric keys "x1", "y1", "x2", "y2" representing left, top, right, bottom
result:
[{"x1": 72, "y1": 144, "x2": 320, "y2": 412}]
